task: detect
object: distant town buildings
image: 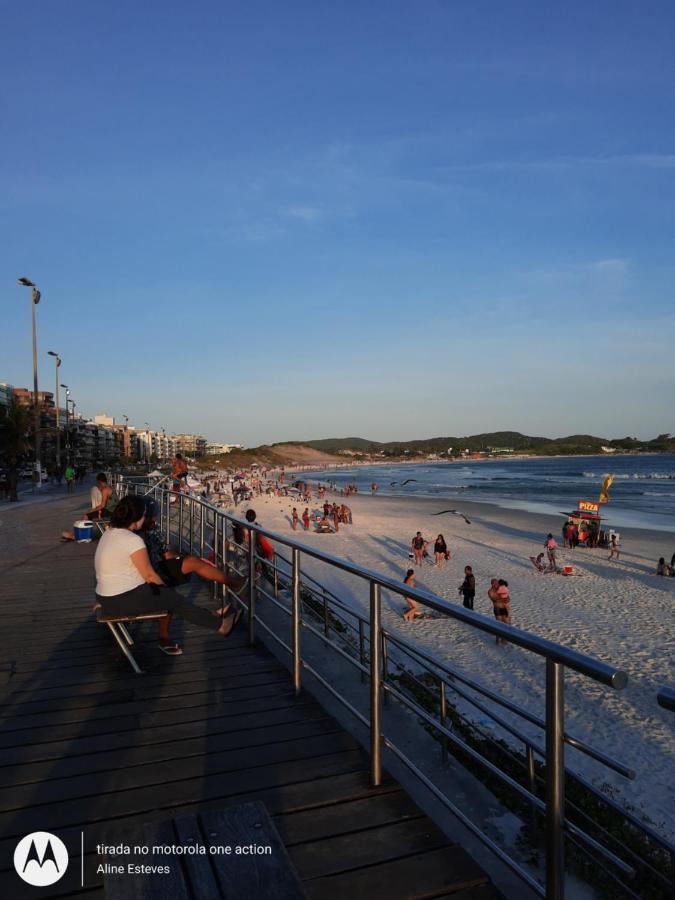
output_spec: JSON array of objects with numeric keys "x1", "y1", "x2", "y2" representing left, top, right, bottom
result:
[{"x1": 0, "y1": 382, "x2": 236, "y2": 470}]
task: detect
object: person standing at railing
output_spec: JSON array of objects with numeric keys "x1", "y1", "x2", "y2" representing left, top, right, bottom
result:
[{"x1": 171, "y1": 453, "x2": 188, "y2": 490}]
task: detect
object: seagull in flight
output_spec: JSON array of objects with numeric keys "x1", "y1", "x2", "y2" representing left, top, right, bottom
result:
[
  {"x1": 390, "y1": 478, "x2": 418, "y2": 486},
  {"x1": 433, "y1": 509, "x2": 472, "y2": 524}
]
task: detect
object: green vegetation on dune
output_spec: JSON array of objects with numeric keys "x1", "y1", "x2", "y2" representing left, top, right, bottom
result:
[{"x1": 301, "y1": 431, "x2": 675, "y2": 457}]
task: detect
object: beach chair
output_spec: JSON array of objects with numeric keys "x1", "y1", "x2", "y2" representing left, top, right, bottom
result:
[{"x1": 97, "y1": 609, "x2": 169, "y2": 674}]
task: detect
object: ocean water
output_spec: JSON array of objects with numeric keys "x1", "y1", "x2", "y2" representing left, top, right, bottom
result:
[{"x1": 303, "y1": 454, "x2": 675, "y2": 533}]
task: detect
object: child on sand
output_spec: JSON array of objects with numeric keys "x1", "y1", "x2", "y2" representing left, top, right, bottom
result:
[
  {"x1": 608, "y1": 534, "x2": 620, "y2": 561},
  {"x1": 403, "y1": 569, "x2": 422, "y2": 622}
]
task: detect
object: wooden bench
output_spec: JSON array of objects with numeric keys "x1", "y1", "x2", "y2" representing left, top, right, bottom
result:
[
  {"x1": 97, "y1": 610, "x2": 169, "y2": 674},
  {"x1": 103, "y1": 801, "x2": 307, "y2": 899}
]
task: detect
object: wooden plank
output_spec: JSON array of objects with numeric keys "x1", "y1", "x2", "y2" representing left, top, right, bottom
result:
[
  {"x1": 0, "y1": 750, "x2": 370, "y2": 842},
  {"x1": 173, "y1": 814, "x2": 221, "y2": 899},
  {"x1": 0, "y1": 704, "x2": 330, "y2": 776},
  {"x1": 288, "y1": 817, "x2": 449, "y2": 880},
  {"x1": 104, "y1": 819, "x2": 189, "y2": 900},
  {"x1": 0, "y1": 732, "x2": 361, "y2": 813},
  {"x1": 201, "y1": 802, "x2": 307, "y2": 899},
  {"x1": 0, "y1": 683, "x2": 298, "y2": 749},
  {"x1": 275, "y1": 791, "x2": 423, "y2": 845},
  {"x1": 304, "y1": 846, "x2": 489, "y2": 900}
]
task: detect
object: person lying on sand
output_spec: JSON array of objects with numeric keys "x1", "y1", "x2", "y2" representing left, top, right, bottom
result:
[{"x1": 530, "y1": 552, "x2": 547, "y2": 573}]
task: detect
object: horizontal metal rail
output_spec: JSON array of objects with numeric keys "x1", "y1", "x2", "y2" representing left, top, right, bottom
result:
[{"x1": 112, "y1": 475, "x2": 667, "y2": 900}]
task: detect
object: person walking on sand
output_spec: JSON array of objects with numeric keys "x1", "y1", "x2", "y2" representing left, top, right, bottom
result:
[
  {"x1": 544, "y1": 534, "x2": 558, "y2": 572},
  {"x1": 411, "y1": 532, "x2": 428, "y2": 566},
  {"x1": 488, "y1": 577, "x2": 511, "y2": 645},
  {"x1": 434, "y1": 534, "x2": 448, "y2": 568},
  {"x1": 291, "y1": 507, "x2": 299, "y2": 530},
  {"x1": 403, "y1": 569, "x2": 422, "y2": 622},
  {"x1": 458, "y1": 565, "x2": 475, "y2": 610},
  {"x1": 608, "y1": 534, "x2": 621, "y2": 561},
  {"x1": 302, "y1": 507, "x2": 310, "y2": 531}
]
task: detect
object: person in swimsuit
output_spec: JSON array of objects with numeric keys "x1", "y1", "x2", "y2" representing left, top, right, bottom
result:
[
  {"x1": 433, "y1": 534, "x2": 448, "y2": 567},
  {"x1": 488, "y1": 578, "x2": 511, "y2": 645},
  {"x1": 302, "y1": 508, "x2": 310, "y2": 531},
  {"x1": 411, "y1": 532, "x2": 428, "y2": 566},
  {"x1": 608, "y1": 534, "x2": 621, "y2": 561},
  {"x1": 291, "y1": 507, "x2": 299, "y2": 530},
  {"x1": 403, "y1": 569, "x2": 422, "y2": 621},
  {"x1": 171, "y1": 453, "x2": 188, "y2": 489}
]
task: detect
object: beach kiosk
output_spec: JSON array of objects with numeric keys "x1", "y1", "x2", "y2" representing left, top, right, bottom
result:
[{"x1": 562, "y1": 500, "x2": 612, "y2": 548}]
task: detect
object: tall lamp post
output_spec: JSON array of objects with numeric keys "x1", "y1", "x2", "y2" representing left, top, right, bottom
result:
[
  {"x1": 144, "y1": 422, "x2": 150, "y2": 464},
  {"x1": 17, "y1": 277, "x2": 42, "y2": 477},
  {"x1": 48, "y1": 351, "x2": 62, "y2": 470}
]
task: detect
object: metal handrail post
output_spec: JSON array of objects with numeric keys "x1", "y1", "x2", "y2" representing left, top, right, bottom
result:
[
  {"x1": 323, "y1": 590, "x2": 330, "y2": 641},
  {"x1": 199, "y1": 503, "x2": 205, "y2": 557},
  {"x1": 440, "y1": 678, "x2": 448, "y2": 765},
  {"x1": 248, "y1": 531, "x2": 256, "y2": 644},
  {"x1": 273, "y1": 552, "x2": 279, "y2": 600},
  {"x1": 526, "y1": 744, "x2": 538, "y2": 835},
  {"x1": 370, "y1": 581, "x2": 382, "y2": 786},
  {"x1": 291, "y1": 547, "x2": 301, "y2": 695},
  {"x1": 546, "y1": 660, "x2": 565, "y2": 900},
  {"x1": 178, "y1": 493, "x2": 184, "y2": 554},
  {"x1": 359, "y1": 619, "x2": 365, "y2": 684},
  {"x1": 164, "y1": 491, "x2": 170, "y2": 546},
  {"x1": 188, "y1": 497, "x2": 194, "y2": 555},
  {"x1": 382, "y1": 632, "x2": 389, "y2": 707}
]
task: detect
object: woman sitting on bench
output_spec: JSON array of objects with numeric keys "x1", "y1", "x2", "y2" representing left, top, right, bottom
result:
[{"x1": 95, "y1": 495, "x2": 241, "y2": 656}]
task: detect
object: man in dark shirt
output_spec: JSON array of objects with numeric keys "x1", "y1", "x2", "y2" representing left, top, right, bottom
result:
[{"x1": 459, "y1": 565, "x2": 476, "y2": 610}]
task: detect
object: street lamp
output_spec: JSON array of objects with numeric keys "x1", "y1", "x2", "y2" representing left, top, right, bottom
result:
[
  {"x1": 17, "y1": 277, "x2": 42, "y2": 478},
  {"x1": 144, "y1": 422, "x2": 150, "y2": 464},
  {"x1": 48, "y1": 351, "x2": 62, "y2": 470}
]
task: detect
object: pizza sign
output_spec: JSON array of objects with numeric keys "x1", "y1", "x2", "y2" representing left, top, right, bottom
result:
[{"x1": 578, "y1": 500, "x2": 599, "y2": 514}]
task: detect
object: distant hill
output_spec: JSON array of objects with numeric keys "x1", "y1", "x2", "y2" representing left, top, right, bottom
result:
[{"x1": 299, "y1": 432, "x2": 675, "y2": 456}]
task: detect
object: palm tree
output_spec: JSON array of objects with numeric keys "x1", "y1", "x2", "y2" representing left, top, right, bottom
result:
[{"x1": 0, "y1": 398, "x2": 32, "y2": 500}]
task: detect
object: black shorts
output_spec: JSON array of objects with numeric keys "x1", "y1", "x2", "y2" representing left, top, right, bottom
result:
[
  {"x1": 159, "y1": 556, "x2": 189, "y2": 586},
  {"x1": 493, "y1": 607, "x2": 509, "y2": 618}
]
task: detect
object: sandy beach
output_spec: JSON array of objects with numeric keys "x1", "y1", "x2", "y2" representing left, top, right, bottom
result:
[{"x1": 235, "y1": 488, "x2": 675, "y2": 841}]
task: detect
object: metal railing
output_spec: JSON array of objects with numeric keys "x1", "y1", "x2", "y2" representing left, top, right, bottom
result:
[{"x1": 113, "y1": 476, "x2": 673, "y2": 899}]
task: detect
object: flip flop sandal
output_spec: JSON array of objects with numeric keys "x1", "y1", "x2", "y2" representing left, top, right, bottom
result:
[
  {"x1": 221, "y1": 609, "x2": 243, "y2": 638},
  {"x1": 158, "y1": 643, "x2": 183, "y2": 656}
]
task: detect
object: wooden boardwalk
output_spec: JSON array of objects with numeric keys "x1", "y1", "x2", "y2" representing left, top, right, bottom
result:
[{"x1": 0, "y1": 494, "x2": 499, "y2": 899}]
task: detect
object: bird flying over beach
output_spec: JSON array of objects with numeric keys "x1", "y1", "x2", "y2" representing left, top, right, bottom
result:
[
  {"x1": 433, "y1": 509, "x2": 472, "y2": 524},
  {"x1": 390, "y1": 479, "x2": 418, "y2": 486}
]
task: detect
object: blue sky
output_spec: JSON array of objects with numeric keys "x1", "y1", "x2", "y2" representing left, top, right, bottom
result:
[{"x1": 2, "y1": 1, "x2": 674, "y2": 445}]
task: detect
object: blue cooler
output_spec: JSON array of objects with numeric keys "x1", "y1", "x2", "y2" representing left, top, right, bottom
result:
[{"x1": 73, "y1": 520, "x2": 94, "y2": 543}]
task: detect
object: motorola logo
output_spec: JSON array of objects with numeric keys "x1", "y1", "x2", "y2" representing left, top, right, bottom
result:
[{"x1": 14, "y1": 832, "x2": 69, "y2": 887}]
